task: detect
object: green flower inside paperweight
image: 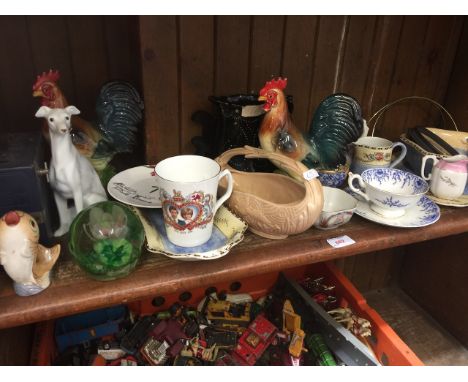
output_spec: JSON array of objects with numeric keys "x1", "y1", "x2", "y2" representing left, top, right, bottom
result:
[{"x1": 69, "y1": 201, "x2": 145, "y2": 281}]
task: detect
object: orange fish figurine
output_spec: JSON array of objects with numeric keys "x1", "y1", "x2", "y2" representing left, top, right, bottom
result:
[{"x1": 0, "y1": 211, "x2": 60, "y2": 296}]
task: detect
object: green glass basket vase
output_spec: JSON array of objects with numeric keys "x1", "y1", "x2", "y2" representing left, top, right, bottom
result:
[{"x1": 69, "y1": 201, "x2": 145, "y2": 281}]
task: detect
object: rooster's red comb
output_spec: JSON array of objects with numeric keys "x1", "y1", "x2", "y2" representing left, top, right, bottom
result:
[
  {"x1": 259, "y1": 77, "x2": 288, "y2": 96},
  {"x1": 32, "y1": 69, "x2": 60, "y2": 91}
]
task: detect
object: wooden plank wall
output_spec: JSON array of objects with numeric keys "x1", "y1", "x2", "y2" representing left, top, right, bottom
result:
[
  {"x1": 334, "y1": 248, "x2": 405, "y2": 293},
  {"x1": 0, "y1": 15, "x2": 463, "y2": 161},
  {"x1": 444, "y1": 19, "x2": 468, "y2": 130},
  {"x1": 140, "y1": 15, "x2": 464, "y2": 163},
  {"x1": 0, "y1": 16, "x2": 141, "y2": 134},
  {"x1": 400, "y1": 233, "x2": 468, "y2": 347},
  {"x1": 0, "y1": 15, "x2": 463, "y2": 163}
]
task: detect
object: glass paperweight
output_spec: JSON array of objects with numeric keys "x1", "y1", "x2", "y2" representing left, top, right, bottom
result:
[{"x1": 69, "y1": 201, "x2": 145, "y2": 281}]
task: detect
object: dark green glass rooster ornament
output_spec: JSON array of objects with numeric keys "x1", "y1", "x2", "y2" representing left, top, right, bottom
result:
[{"x1": 258, "y1": 77, "x2": 367, "y2": 174}]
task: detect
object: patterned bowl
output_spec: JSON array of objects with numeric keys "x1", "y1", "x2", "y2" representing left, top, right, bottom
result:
[
  {"x1": 348, "y1": 168, "x2": 428, "y2": 218},
  {"x1": 314, "y1": 187, "x2": 358, "y2": 230},
  {"x1": 317, "y1": 165, "x2": 350, "y2": 188}
]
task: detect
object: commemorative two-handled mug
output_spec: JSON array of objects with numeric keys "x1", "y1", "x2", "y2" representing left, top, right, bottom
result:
[{"x1": 154, "y1": 155, "x2": 233, "y2": 247}]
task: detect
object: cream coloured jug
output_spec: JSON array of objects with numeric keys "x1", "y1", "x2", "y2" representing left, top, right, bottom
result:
[{"x1": 421, "y1": 155, "x2": 468, "y2": 200}]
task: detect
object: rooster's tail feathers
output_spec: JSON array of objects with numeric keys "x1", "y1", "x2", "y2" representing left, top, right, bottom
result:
[
  {"x1": 95, "y1": 81, "x2": 144, "y2": 154},
  {"x1": 308, "y1": 93, "x2": 364, "y2": 168}
]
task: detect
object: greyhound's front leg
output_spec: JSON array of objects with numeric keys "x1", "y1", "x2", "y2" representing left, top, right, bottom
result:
[
  {"x1": 73, "y1": 186, "x2": 84, "y2": 214},
  {"x1": 53, "y1": 192, "x2": 72, "y2": 237}
]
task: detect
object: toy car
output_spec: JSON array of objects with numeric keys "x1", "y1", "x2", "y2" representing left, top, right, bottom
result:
[
  {"x1": 120, "y1": 315, "x2": 159, "y2": 354},
  {"x1": 214, "y1": 350, "x2": 241, "y2": 366},
  {"x1": 300, "y1": 276, "x2": 338, "y2": 310},
  {"x1": 97, "y1": 340, "x2": 125, "y2": 360},
  {"x1": 203, "y1": 327, "x2": 238, "y2": 348},
  {"x1": 232, "y1": 314, "x2": 278, "y2": 365},
  {"x1": 54, "y1": 305, "x2": 127, "y2": 353},
  {"x1": 180, "y1": 336, "x2": 218, "y2": 362},
  {"x1": 140, "y1": 318, "x2": 188, "y2": 365},
  {"x1": 206, "y1": 300, "x2": 251, "y2": 333},
  {"x1": 281, "y1": 299, "x2": 308, "y2": 361}
]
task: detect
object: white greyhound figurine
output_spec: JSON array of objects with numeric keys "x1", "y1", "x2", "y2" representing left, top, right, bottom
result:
[{"x1": 35, "y1": 105, "x2": 107, "y2": 236}]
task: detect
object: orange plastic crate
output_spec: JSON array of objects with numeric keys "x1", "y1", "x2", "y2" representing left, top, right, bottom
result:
[{"x1": 31, "y1": 261, "x2": 423, "y2": 366}]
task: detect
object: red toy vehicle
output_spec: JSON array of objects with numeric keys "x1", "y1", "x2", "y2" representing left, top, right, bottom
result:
[
  {"x1": 300, "y1": 276, "x2": 338, "y2": 310},
  {"x1": 231, "y1": 314, "x2": 278, "y2": 365}
]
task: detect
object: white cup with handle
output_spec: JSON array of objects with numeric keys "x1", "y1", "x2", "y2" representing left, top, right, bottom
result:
[
  {"x1": 348, "y1": 168, "x2": 428, "y2": 218},
  {"x1": 155, "y1": 155, "x2": 233, "y2": 247},
  {"x1": 351, "y1": 136, "x2": 407, "y2": 174}
]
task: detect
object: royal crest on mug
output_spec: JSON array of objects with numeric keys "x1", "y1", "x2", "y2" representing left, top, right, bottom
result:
[
  {"x1": 162, "y1": 190, "x2": 214, "y2": 232},
  {"x1": 155, "y1": 155, "x2": 233, "y2": 247}
]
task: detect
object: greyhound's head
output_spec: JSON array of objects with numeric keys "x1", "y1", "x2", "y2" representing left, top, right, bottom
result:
[{"x1": 35, "y1": 105, "x2": 80, "y2": 135}]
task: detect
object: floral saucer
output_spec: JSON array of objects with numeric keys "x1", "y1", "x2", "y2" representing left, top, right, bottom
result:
[
  {"x1": 135, "y1": 206, "x2": 247, "y2": 261},
  {"x1": 107, "y1": 166, "x2": 161, "y2": 208},
  {"x1": 344, "y1": 188, "x2": 440, "y2": 228},
  {"x1": 353, "y1": 195, "x2": 440, "y2": 228}
]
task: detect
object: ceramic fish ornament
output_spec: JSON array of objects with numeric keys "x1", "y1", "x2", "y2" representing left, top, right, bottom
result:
[{"x1": 0, "y1": 211, "x2": 60, "y2": 296}]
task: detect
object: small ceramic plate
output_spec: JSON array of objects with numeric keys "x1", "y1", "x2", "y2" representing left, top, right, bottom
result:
[
  {"x1": 426, "y1": 191, "x2": 468, "y2": 208},
  {"x1": 135, "y1": 206, "x2": 248, "y2": 261},
  {"x1": 107, "y1": 166, "x2": 161, "y2": 208},
  {"x1": 352, "y1": 195, "x2": 440, "y2": 228}
]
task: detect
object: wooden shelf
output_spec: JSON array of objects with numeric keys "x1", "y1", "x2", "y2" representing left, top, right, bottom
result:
[{"x1": 0, "y1": 206, "x2": 467, "y2": 330}]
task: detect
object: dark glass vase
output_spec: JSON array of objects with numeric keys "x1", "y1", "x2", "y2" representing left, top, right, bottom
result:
[{"x1": 191, "y1": 94, "x2": 293, "y2": 172}]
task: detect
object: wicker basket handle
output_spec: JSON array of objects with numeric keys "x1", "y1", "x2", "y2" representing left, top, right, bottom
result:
[
  {"x1": 368, "y1": 96, "x2": 459, "y2": 136},
  {"x1": 215, "y1": 145, "x2": 311, "y2": 181}
]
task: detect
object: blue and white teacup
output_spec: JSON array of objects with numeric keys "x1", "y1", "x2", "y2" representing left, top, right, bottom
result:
[{"x1": 348, "y1": 168, "x2": 428, "y2": 218}]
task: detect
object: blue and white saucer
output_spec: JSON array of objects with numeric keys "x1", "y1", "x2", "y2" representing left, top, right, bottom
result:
[{"x1": 345, "y1": 188, "x2": 440, "y2": 228}]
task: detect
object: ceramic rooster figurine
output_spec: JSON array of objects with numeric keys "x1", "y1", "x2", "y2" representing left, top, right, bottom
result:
[
  {"x1": 32, "y1": 69, "x2": 144, "y2": 177},
  {"x1": 258, "y1": 78, "x2": 367, "y2": 174},
  {"x1": 0, "y1": 211, "x2": 60, "y2": 296}
]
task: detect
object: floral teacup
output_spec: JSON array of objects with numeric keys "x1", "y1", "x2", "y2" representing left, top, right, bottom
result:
[
  {"x1": 351, "y1": 136, "x2": 407, "y2": 174},
  {"x1": 348, "y1": 168, "x2": 428, "y2": 218}
]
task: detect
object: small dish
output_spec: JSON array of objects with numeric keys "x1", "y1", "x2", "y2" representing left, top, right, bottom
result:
[
  {"x1": 317, "y1": 165, "x2": 349, "y2": 188},
  {"x1": 135, "y1": 206, "x2": 247, "y2": 261},
  {"x1": 107, "y1": 166, "x2": 161, "y2": 208},
  {"x1": 351, "y1": 194, "x2": 440, "y2": 228},
  {"x1": 314, "y1": 187, "x2": 357, "y2": 230}
]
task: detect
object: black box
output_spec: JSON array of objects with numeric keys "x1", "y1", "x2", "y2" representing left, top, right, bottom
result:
[{"x1": 0, "y1": 130, "x2": 57, "y2": 244}]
